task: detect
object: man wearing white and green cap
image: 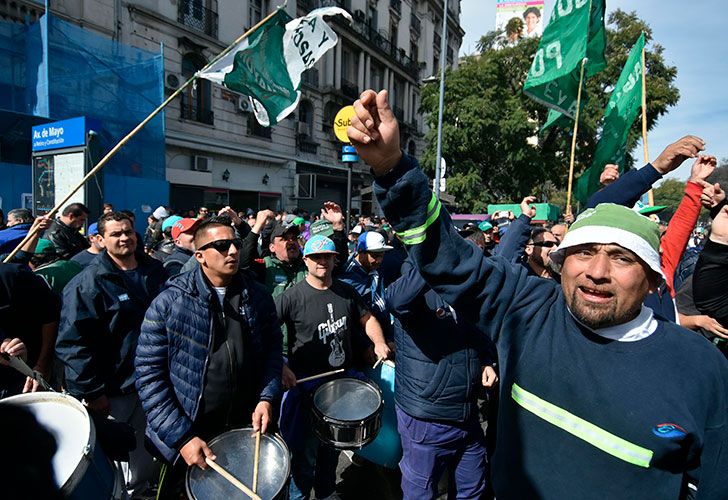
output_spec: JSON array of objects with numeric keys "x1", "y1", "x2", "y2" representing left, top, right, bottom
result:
[{"x1": 347, "y1": 89, "x2": 728, "y2": 498}]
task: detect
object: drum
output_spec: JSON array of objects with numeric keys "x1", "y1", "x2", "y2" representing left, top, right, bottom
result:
[
  {"x1": 0, "y1": 392, "x2": 123, "y2": 499},
  {"x1": 311, "y1": 377, "x2": 383, "y2": 450},
  {"x1": 354, "y1": 360, "x2": 402, "y2": 468},
  {"x1": 186, "y1": 428, "x2": 291, "y2": 500}
]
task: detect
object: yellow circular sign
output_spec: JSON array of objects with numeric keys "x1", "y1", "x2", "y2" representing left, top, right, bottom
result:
[{"x1": 333, "y1": 105, "x2": 356, "y2": 143}]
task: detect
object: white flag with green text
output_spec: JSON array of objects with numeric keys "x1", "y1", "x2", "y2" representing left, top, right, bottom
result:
[{"x1": 198, "y1": 7, "x2": 352, "y2": 126}]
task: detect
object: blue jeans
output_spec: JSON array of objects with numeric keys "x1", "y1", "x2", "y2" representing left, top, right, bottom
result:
[{"x1": 396, "y1": 406, "x2": 488, "y2": 500}]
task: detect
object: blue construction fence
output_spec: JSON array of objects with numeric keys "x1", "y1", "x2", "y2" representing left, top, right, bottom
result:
[{"x1": 0, "y1": 12, "x2": 168, "y2": 230}]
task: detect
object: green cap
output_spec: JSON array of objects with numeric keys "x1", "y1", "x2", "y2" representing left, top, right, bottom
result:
[
  {"x1": 549, "y1": 203, "x2": 663, "y2": 281},
  {"x1": 633, "y1": 200, "x2": 667, "y2": 216},
  {"x1": 478, "y1": 221, "x2": 493, "y2": 232},
  {"x1": 310, "y1": 219, "x2": 334, "y2": 238},
  {"x1": 292, "y1": 217, "x2": 305, "y2": 226}
]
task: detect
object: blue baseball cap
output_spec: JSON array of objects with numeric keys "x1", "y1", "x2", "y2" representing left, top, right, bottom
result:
[
  {"x1": 303, "y1": 235, "x2": 338, "y2": 257},
  {"x1": 87, "y1": 222, "x2": 99, "y2": 236},
  {"x1": 162, "y1": 215, "x2": 183, "y2": 232}
]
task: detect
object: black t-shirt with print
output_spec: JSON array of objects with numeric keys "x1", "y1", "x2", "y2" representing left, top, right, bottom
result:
[{"x1": 275, "y1": 279, "x2": 369, "y2": 375}]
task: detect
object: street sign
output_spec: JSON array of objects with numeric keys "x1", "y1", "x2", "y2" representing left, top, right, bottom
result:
[
  {"x1": 333, "y1": 105, "x2": 355, "y2": 143},
  {"x1": 31, "y1": 116, "x2": 86, "y2": 152}
]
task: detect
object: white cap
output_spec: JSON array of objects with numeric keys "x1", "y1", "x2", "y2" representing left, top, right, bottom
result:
[
  {"x1": 357, "y1": 231, "x2": 393, "y2": 253},
  {"x1": 350, "y1": 225, "x2": 363, "y2": 235}
]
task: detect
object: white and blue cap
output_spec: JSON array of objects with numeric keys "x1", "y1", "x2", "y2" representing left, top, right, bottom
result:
[
  {"x1": 303, "y1": 235, "x2": 338, "y2": 257},
  {"x1": 357, "y1": 231, "x2": 393, "y2": 253}
]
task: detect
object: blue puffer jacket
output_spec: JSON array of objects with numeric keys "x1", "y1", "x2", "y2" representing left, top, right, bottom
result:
[
  {"x1": 135, "y1": 267, "x2": 283, "y2": 462},
  {"x1": 386, "y1": 258, "x2": 492, "y2": 422}
]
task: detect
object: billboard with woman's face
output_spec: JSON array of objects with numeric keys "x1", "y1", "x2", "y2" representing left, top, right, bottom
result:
[{"x1": 496, "y1": 1, "x2": 545, "y2": 41}]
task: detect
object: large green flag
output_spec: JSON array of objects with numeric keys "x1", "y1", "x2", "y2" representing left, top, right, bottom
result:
[
  {"x1": 524, "y1": 0, "x2": 606, "y2": 119},
  {"x1": 198, "y1": 7, "x2": 351, "y2": 126},
  {"x1": 574, "y1": 33, "x2": 646, "y2": 204}
]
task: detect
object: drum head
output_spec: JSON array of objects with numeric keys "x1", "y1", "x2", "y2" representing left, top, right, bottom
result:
[
  {"x1": 186, "y1": 428, "x2": 290, "y2": 500},
  {"x1": 313, "y1": 378, "x2": 382, "y2": 421},
  {"x1": 0, "y1": 392, "x2": 91, "y2": 489}
]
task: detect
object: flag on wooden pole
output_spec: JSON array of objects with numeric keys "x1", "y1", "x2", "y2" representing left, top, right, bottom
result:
[
  {"x1": 574, "y1": 33, "x2": 646, "y2": 204},
  {"x1": 524, "y1": 0, "x2": 606, "y2": 118},
  {"x1": 198, "y1": 7, "x2": 352, "y2": 126}
]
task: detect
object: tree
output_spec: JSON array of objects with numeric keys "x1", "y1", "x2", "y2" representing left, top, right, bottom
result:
[
  {"x1": 652, "y1": 179, "x2": 686, "y2": 220},
  {"x1": 420, "y1": 10, "x2": 679, "y2": 213}
]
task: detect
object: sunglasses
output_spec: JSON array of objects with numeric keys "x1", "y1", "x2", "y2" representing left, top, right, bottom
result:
[
  {"x1": 531, "y1": 241, "x2": 558, "y2": 248},
  {"x1": 198, "y1": 238, "x2": 242, "y2": 253}
]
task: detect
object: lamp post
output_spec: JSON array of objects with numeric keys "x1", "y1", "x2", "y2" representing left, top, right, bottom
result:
[{"x1": 433, "y1": 0, "x2": 449, "y2": 199}]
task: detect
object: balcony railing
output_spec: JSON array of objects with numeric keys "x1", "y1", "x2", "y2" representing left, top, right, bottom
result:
[
  {"x1": 341, "y1": 78, "x2": 359, "y2": 100},
  {"x1": 410, "y1": 14, "x2": 421, "y2": 35},
  {"x1": 350, "y1": 22, "x2": 420, "y2": 79},
  {"x1": 178, "y1": 0, "x2": 218, "y2": 38},
  {"x1": 296, "y1": 136, "x2": 319, "y2": 154},
  {"x1": 301, "y1": 68, "x2": 319, "y2": 89},
  {"x1": 389, "y1": 0, "x2": 401, "y2": 16}
]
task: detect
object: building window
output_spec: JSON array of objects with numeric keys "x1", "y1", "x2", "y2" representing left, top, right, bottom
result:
[
  {"x1": 370, "y1": 62, "x2": 383, "y2": 91},
  {"x1": 249, "y1": 0, "x2": 268, "y2": 27},
  {"x1": 248, "y1": 114, "x2": 272, "y2": 138},
  {"x1": 178, "y1": 0, "x2": 218, "y2": 38},
  {"x1": 341, "y1": 44, "x2": 359, "y2": 99},
  {"x1": 298, "y1": 100, "x2": 314, "y2": 135},
  {"x1": 389, "y1": 20, "x2": 398, "y2": 48},
  {"x1": 410, "y1": 40, "x2": 418, "y2": 62},
  {"x1": 181, "y1": 53, "x2": 214, "y2": 125},
  {"x1": 322, "y1": 101, "x2": 338, "y2": 132}
]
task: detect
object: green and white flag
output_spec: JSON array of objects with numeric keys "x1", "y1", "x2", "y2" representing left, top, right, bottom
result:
[
  {"x1": 575, "y1": 33, "x2": 645, "y2": 204},
  {"x1": 199, "y1": 7, "x2": 352, "y2": 126},
  {"x1": 524, "y1": 0, "x2": 606, "y2": 119}
]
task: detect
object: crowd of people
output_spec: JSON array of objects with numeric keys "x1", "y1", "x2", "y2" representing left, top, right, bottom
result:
[{"x1": 0, "y1": 88, "x2": 727, "y2": 500}]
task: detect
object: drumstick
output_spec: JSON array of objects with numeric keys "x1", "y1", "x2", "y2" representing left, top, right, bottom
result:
[
  {"x1": 205, "y1": 457, "x2": 262, "y2": 500},
  {"x1": 296, "y1": 368, "x2": 345, "y2": 384},
  {"x1": 252, "y1": 430, "x2": 260, "y2": 493},
  {"x1": 372, "y1": 357, "x2": 383, "y2": 369}
]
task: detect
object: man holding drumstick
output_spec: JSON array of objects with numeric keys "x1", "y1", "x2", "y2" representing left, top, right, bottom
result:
[
  {"x1": 276, "y1": 234, "x2": 391, "y2": 500},
  {"x1": 136, "y1": 215, "x2": 283, "y2": 498}
]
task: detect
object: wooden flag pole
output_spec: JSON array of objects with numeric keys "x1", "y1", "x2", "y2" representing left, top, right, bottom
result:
[
  {"x1": 3, "y1": 8, "x2": 282, "y2": 264},
  {"x1": 565, "y1": 58, "x2": 588, "y2": 218},
  {"x1": 641, "y1": 45, "x2": 653, "y2": 206}
]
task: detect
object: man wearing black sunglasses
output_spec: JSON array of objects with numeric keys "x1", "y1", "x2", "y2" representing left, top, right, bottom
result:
[
  {"x1": 136, "y1": 216, "x2": 282, "y2": 496},
  {"x1": 524, "y1": 227, "x2": 559, "y2": 281}
]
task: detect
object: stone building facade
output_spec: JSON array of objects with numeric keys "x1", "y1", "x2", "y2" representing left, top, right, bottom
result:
[{"x1": 2, "y1": 0, "x2": 463, "y2": 215}]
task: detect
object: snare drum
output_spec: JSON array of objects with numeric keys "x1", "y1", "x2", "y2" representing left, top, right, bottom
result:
[
  {"x1": 311, "y1": 378, "x2": 383, "y2": 450},
  {"x1": 0, "y1": 392, "x2": 123, "y2": 499},
  {"x1": 186, "y1": 428, "x2": 291, "y2": 500}
]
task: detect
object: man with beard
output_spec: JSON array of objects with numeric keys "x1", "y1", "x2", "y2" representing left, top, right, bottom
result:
[
  {"x1": 56, "y1": 211, "x2": 167, "y2": 496},
  {"x1": 43, "y1": 203, "x2": 90, "y2": 260},
  {"x1": 523, "y1": 227, "x2": 559, "y2": 280},
  {"x1": 347, "y1": 89, "x2": 728, "y2": 498}
]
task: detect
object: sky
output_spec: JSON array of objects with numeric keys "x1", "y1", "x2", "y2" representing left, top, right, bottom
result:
[{"x1": 458, "y1": 0, "x2": 728, "y2": 182}]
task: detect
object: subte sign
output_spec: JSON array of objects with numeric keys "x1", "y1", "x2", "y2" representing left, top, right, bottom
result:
[{"x1": 333, "y1": 105, "x2": 356, "y2": 143}]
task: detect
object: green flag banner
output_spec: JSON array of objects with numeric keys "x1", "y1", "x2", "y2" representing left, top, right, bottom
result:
[
  {"x1": 199, "y1": 7, "x2": 351, "y2": 126},
  {"x1": 575, "y1": 32, "x2": 645, "y2": 204},
  {"x1": 524, "y1": 0, "x2": 606, "y2": 118}
]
